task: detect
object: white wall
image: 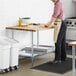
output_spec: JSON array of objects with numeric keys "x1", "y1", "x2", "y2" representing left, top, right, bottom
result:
[
  {"x1": 61, "y1": 0, "x2": 76, "y2": 18},
  {"x1": 31, "y1": 0, "x2": 54, "y2": 46},
  {"x1": 0, "y1": 0, "x2": 54, "y2": 47},
  {"x1": 0, "y1": 0, "x2": 32, "y2": 46},
  {"x1": 31, "y1": 0, "x2": 54, "y2": 23},
  {"x1": 0, "y1": 0, "x2": 76, "y2": 47}
]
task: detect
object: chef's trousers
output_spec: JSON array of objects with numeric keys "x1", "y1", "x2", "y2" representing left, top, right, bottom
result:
[{"x1": 55, "y1": 20, "x2": 67, "y2": 60}]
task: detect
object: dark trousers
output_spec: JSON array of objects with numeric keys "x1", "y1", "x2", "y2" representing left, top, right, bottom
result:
[{"x1": 55, "y1": 21, "x2": 67, "y2": 60}]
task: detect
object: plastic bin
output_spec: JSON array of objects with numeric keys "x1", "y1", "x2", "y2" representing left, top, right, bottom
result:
[
  {"x1": 0, "y1": 41, "x2": 10, "y2": 73},
  {"x1": 9, "y1": 44, "x2": 19, "y2": 70},
  {"x1": 0, "y1": 36, "x2": 19, "y2": 71}
]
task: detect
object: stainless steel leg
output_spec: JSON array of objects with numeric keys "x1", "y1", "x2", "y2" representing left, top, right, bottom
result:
[
  {"x1": 11, "y1": 30, "x2": 19, "y2": 43},
  {"x1": 5, "y1": 29, "x2": 8, "y2": 37},
  {"x1": 11, "y1": 30, "x2": 14, "y2": 39},
  {"x1": 72, "y1": 46, "x2": 75, "y2": 76},
  {"x1": 37, "y1": 31, "x2": 39, "y2": 47},
  {"x1": 5, "y1": 29, "x2": 14, "y2": 40},
  {"x1": 31, "y1": 32, "x2": 34, "y2": 66}
]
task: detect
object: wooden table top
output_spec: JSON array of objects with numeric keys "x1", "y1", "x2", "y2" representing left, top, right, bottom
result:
[
  {"x1": 6, "y1": 24, "x2": 54, "y2": 32},
  {"x1": 68, "y1": 41, "x2": 76, "y2": 46}
]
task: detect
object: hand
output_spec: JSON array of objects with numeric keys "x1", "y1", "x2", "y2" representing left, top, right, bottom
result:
[
  {"x1": 28, "y1": 23, "x2": 34, "y2": 25},
  {"x1": 44, "y1": 22, "x2": 51, "y2": 27},
  {"x1": 44, "y1": 23, "x2": 54, "y2": 28},
  {"x1": 44, "y1": 25, "x2": 49, "y2": 27}
]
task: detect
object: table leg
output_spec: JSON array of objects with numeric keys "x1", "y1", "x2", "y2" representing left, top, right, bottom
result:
[
  {"x1": 72, "y1": 46, "x2": 76, "y2": 76},
  {"x1": 11, "y1": 30, "x2": 14, "y2": 39},
  {"x1": 37, "y1": 31, "x2": 39, "y2": 47},
  {"x1": 31, "y1": 32, "x2": 34, "y2": 66},
  {"x1": 11, "y1": 30, "x2": 19, "y2": 43}
]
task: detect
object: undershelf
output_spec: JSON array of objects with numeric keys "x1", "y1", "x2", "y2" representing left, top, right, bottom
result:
[{"x1": 19, "y1": 46, "x2": 55, "y2": 57}]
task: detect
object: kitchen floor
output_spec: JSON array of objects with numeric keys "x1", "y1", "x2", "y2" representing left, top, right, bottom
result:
[{"x1": 0, "y1": 49, "x2": 75, "y2": 76}]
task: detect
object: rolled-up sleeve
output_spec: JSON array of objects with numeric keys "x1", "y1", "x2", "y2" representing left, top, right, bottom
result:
[{"x1": 52, "y1": 3, "x2": 61, "y2": 18}]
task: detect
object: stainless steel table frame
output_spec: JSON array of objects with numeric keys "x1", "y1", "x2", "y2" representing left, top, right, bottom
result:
[
  {"x1": 6, "y1": 25, "x2": 54, "y2": 66},
  {"x1": 6, "y1": 30, "x2": 39, "y2": 66}
]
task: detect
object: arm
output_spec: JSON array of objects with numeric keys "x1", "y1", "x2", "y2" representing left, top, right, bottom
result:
[
  {"x1": 45, "y1": 16, "x2": 57, "y2": 27},
  {"x1": 47, "y1": 16, "x2": 57, "y2": 25},
  {"x1": 45, "y1": 3, "x2": 61, "y2": 27}
]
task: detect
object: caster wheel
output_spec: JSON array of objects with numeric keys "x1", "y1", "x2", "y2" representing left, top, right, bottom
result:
[
  {"x1": 5, "y1": 69, "x2": 9, "y2": 73},
  {"x1": 0, "y1": 70, "x2": 5, "y2": 74},
  {"x1": 14, "y1": 66, "x2": 18, "y2": 70},
  {"x1": 17, "y1": 66, "x2": 19, "y2": 69},
  {"x1": 11, "y1": 67, "x2": 15, "y2": 71},
  {"x1": 9, "y1": 67, "x2": 12, "y2": 71},
  {"x1": 10, "y1": 67, "x2": 15, "y2": 71}
]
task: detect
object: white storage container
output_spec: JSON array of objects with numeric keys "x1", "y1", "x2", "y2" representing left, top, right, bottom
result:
[
  {"x1": 0, "y1": 41, "x2": 10, "y2": 73},
  {"x1": 0, "y1": 36, "x2": 19, "y2": 71},
  {"x1": 3, "y1": 37, "x2": 19, "y2": 70},
  {"x1": 9, "y1": 44, "x2": 19, "y2": 70}
]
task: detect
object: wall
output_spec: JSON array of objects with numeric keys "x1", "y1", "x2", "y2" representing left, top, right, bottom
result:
[
  {"x1": 0, "y1": 0, "x2": 32, "y2": 46},
  {"x1": 61, "y1": 0, "x2": 76, "y2": 18},
  {"x1": 31, "y1": 0, "x2": 54, "y2": 46},
  {"x1": 31, "y1": 0, "x2": 54, "y2": 23},
  {"x1": 0, "y1": 0, "x2": 76, "y2": 47},
  {"x1": 0, "y1": 0, "x2": 54, "y2": 47}
]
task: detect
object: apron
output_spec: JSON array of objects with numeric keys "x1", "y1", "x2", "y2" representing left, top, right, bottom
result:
[{"x1": 54, "y1": 19, "x2": 62, "y2": 43}]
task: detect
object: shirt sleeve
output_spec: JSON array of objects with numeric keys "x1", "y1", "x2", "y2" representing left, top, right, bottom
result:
[{"x1": 52, "y1": 4, "x2": 61, "y2": 18}]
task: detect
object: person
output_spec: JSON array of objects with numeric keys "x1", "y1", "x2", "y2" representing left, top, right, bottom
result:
[{"x1": 45, "y1": 0, "x2": 67, "y2": 64}]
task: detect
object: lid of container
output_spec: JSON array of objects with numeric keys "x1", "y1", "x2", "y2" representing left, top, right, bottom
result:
[
  {"x1": 0, "y1": 37, "x2": 10, "y2": 48},
  {"x1": 22, "y1": 17, "x2": 31, "y2": 19},
  {"x1": 0, "y1": 41, "x2": 10, "y2": 48}
]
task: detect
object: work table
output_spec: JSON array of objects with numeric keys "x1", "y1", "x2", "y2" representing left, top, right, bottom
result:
[
  {"x1": 6, "y1": 24, "x2": 54, "y2": 32},
  {"x1": 6, "y1": 24, "x2": 54, "y2": 66}
]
